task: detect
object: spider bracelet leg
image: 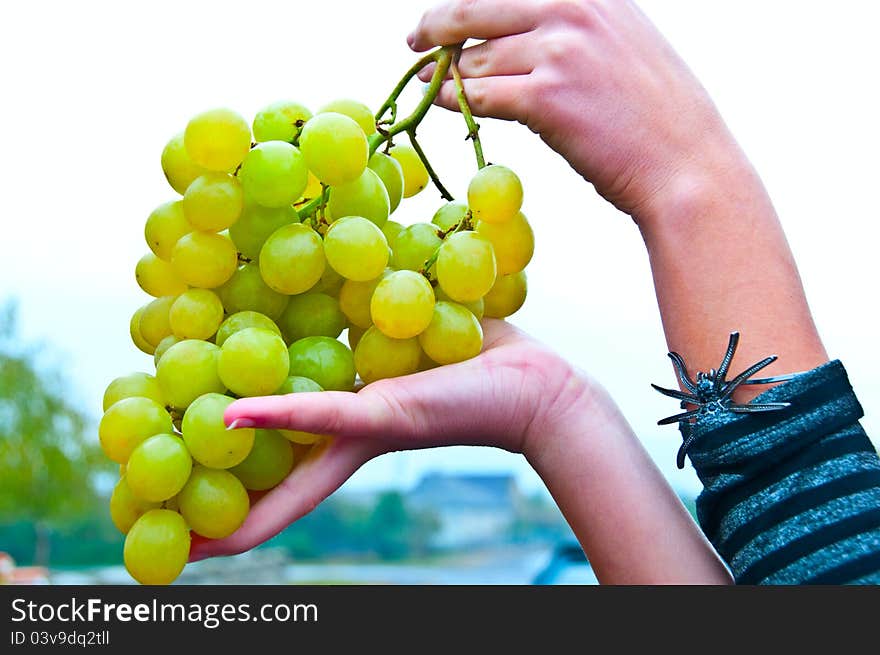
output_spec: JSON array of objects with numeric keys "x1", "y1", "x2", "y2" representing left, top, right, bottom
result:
[
  {"x1": 667, "y1": 351, "x2": 699, "y2": 395},
  {"x1": 729, "y1": 402, "x2": 791, "y2": 413},
  {"x1": 719, "y1": 355, "x2": 779, "y2": 401},
  {"x1": 657, "y1": 408, "x2": 702, "y2": 426},
  {"x1": 651, "y1": 384, "x2": 699, "y2": 404},
  {"x1": 714, "y1": 332, "x2": 740, "y2": 393}
]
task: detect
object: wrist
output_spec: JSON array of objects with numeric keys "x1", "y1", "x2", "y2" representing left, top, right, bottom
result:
[
  {"x1": 521, "y1": 372, "x2": 627, "y2": 470},
  {"x1": 633, "y1": 136, "x2": 768, "y2": 245}
]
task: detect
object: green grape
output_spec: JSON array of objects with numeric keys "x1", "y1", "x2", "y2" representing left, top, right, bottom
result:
[
  {"x1": 476, "y1": 211, "x2": 534, "y2": 275},
  {"x1": 103, "y1": 372, "x2": 164, "y2": 412},
  {"x1": 389, "y1": 143, "x2": 429, "y2": 198},
  {"x1": 135, "y1": 253, "x2": 188, "y2": 298},
  {"x1": 169, "y1": 289, "x2": 224, "y2": 340},
  {"x1": 99, "y1": 397, "x2": 173, "y2": 464},
  {"x1": 354, "y1": 326, "x2": 421, "y2": 384},
  {"x1": 310, "y1": 264, "x2": 345, "y2": 296},
  {"x1": 390, "y1": 223, "x2": 441, "y2": 273},
  {"x1": 437, "y1": 232, "x2": 497, "y2": 302},
  {"x1": 347, "y1": 324, "x2": 366, "y2": 350},
  {"x1": 381, "y1": 220, "x2": 404, "y2": 246},
  {"x1": 435, "y1": 286, "x2": 484, "y2": 320},
  {"x1": 184, "y1": 108, "x2": 251, "y2": 172},
  {"x1": 182, "y1": 173, "x2": 243, "y2": 232},
  {"x1": 178, "y1": 465, "x2": 250, "y2": 539},
  {"x1": 259, "y1": 223, "x2": 325, "y2": 294},
  {"x1": 299, "y1": 112, "x2": 368, "y2": 186},
  {"x1": 483, "y1": 271, "x2": 528, "y2": 318},
  {"x1": 230, "y1": 429, "x2": 294, "y2": 490},
  {"x1": 229, "y1": 201, "x2": 298, "y2": 261},
  {"x1": 370, "y1": 270, "x2": 435, "y2": 339},
  {"x1": 218, "y1": 263, "x2": 288, "y2": 321},
  {"x1": 467, "y1": 164, "x2": 523, "y2": 224},
  {"x1": 324, "y1": 216, "x2": 389, "y2": 281},
  {"x1": 338, "y1": 270, "x2": 389, "y2": 329},
  {"x1": 139, "y1": 296, "x2": 176, "y2": 348},
  {"x1": 215, "y1": 311, "x2": 282, "y2": 348},
  {"x1": 161, "y1": 132, "x2": 208, "y2": 195},
  {"x1": 130, "y1": 306, "x2": 155, "y2": 355},
  {"x1": 156, "y1": 340, "x2": 226, "y2": 409},
  {"x1": 327, "y1": 168, "x2": 390, "y2": 228},
  {"x1": 182, "y1": 393, "x2": 255, "y2": 469},
  {"x1": 279, "y1": 293, "x2": 346, "y2": 342},
  {"x1": 287, "y1": 336, "x2": 355, "y2": 391},
  {"x1": 253, "y1": 100, "x2": 312, "y2": 143},
  {"x1": 368, "y1": 152, "x2": 404, "y2": 213},
  {"x1": 153, "y1": 335, "x2": 181, "y2": 367},
  {"x1": 318, "y1": 99, "x2": 376, "y2": 135},
  {"x1": 276, "y1": 375, "x2": 324, "y2": 395},
  {"x1": 240, "y1": 141, "x2": 308, "y2": 208},
  {"x1": 218, "y1": 328, "x2": 289, "y2": 397},
  {"x1": 432, "y1": 202, "x2": 469, "y2": 231},
  {"x1": 126, "y1": 434, "x2": 193, "y2": 502},
  {"x1": 110, "y1": 476, "x2": 161, "y2": 534},
  {"x1": 418, "y1": 301, "x2": 483, "y2": 365},
  {"x1": 171, "y1": 231, "x2": 238, "y2": 289},
  {"x1": 124, "y1": 509, "x2": 190, "y2": 585},
  {"x1": 275, "y1": 376, "x2": 326, "y2": 445},
  {"x1": 145, "y1": 200, "x2": 192, "y2": 261}
]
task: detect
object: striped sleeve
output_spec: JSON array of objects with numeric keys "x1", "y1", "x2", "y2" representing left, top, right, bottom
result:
[{"x1": 683, "y1": 360, "x2": 880, "y2": 584}]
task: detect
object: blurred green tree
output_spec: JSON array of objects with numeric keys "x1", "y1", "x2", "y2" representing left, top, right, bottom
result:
[
  {"x1": 369, "y1": 491, "x2": 410, "y2": 559},
  {"x1": 0, "y1": 301, "x2": 105, "y2": 565},
  {"x1": 369, "y1": 491, "x2": 439, "y2": 560}
]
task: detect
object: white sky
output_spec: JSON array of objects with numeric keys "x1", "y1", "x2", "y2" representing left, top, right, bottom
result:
[{"x1": 1, "y1": 1, "x2": 878, "y2": 499}]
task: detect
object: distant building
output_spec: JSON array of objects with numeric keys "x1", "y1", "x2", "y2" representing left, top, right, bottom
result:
[{"x1": 408, "y1": 473, "x2": 522, "y2": 549}]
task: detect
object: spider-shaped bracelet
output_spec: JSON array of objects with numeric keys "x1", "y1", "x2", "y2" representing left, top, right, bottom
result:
[{"x1": 653, "y1": 332, "x2": 802, "y2": 468}]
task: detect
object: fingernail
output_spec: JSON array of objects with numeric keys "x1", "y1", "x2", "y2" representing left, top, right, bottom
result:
[
  {"x1": 407, "y1": 32, "x2": 415, "y2": 48},
  {"x1": 227, "y1": 418, "x2": 257, "y2": 430}
]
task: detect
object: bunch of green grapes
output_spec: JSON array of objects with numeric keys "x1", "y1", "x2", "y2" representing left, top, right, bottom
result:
[{"x1": 101, "y1": 46, "x2": 535, "y2": 585}]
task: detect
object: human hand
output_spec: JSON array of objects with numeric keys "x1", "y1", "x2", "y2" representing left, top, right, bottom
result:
[
  {"x1": 189, "y1": 319, "x2": 592, "y2": 560},
  {"x1": 412, "y1": 0, "x2": 737, "y2": 220}
]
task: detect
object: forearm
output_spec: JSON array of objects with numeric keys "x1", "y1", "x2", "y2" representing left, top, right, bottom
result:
[
  {"x1": 636, "y1": 138, "x2": 828, "y2": 395},
  {"x1": 526, "y1": 385, "x2": 732, "y2": 584}
]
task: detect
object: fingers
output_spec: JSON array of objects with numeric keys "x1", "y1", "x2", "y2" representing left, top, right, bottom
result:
[
  {"x1": 433, "y1": 76, "x2": 531, "y2": 122},
  {"x1": 189, "y1": 438, "x2": 380, "y2": 560},
  {"x1": 225, "y1": 390, "x2": 408, "y2": 438},
  {"x1": 418, "y1": 34, "x2": 535, "y2": 82},
  {"x1": 408, "y1": 0, "x2": 539, "y2": 51}
]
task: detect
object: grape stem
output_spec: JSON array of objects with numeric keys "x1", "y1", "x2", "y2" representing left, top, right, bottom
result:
[
  {"x1": 374, "y1": 49, "x2": 442, "y2": 125},
  {"x1": 420, "y1": 210, "x2": 474, "y2": 279},
  {"x1": 367, "y1": 46, "x2": 454, "y2": 152},
  {"x1": 451, "y1": 51, "x2": 486, "y2": 169},
  {"x1": 407, "y1": 129, "x2": 454, "y2": 201}
]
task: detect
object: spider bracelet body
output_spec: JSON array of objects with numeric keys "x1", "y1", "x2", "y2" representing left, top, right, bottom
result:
[{"x1": 653, "y1": 332, "x2": 801, "y2": 468}]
